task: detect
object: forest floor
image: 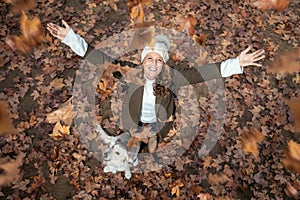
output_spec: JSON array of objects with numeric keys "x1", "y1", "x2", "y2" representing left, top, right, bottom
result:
[{"x1": 0, "y1": 0, "x2": 300, "y2": 199}]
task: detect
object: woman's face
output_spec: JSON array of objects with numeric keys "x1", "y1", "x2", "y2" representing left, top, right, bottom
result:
[{"x1": 142, "y1": 52, "x2": 164, "y2": 80}]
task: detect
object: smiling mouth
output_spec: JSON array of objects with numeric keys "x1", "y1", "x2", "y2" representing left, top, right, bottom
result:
[{"x1": 148, "y1": 67, "x2": 157, "y2": 72}]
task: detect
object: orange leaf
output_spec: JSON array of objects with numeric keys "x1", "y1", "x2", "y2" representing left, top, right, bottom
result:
[
  {"x1": 6, "y1": 0, "x2": 36, "y2": 14},
  {"x1": 49, "y1": 121, "x2": 70, "y2": 140},
  {"x1": 176, "y1": 14, "x2": 197, "y2": 37},
  {"x1": 0, "y1": 157, "x2": 22, "y2": 186},
  {"x1": 269, "y1": 48, "x2": 300, "y2": 74},
  {"x1": 283, "y1": 140, "x2": 300, "y2": 174},
  {"x1": 253, "y1": 0, "x2": 290, "y2": 11},
  {"x1": 285, "y1": 97, "x2": 300, "y2": 133},
  {"x1": 6, "y1": 13, "x2": 44, "y2": 54},
  {"x1": 192, "y1": 34, "x2": 208, "y2": 47},
  {"x1": 0, "y1": 101, "x2": 18, "y2": 135},
  {"x1": 241, "y1": 129, "x2": 265, "y2": 159}
]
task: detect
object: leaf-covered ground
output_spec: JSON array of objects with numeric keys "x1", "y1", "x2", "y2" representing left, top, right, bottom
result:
[{"x1": 0, "y1": 0, "x2": 300, "y2": 199}]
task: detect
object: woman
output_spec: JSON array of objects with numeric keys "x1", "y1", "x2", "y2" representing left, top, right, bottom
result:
[{"x1": 47, "y1": 20, "x2": 265, "y2": 153}]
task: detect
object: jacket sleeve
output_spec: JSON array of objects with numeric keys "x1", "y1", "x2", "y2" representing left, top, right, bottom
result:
[
  {"x1": 61, "y1": 28, "x2": 114, "y2": 65},
  {"x1": 173, "y1": 57, "x2": 243, "y2": 88}
]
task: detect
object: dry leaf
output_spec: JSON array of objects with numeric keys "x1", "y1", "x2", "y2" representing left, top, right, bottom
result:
[
  {"x1": 6, "y1": 12, "x2": 45, "y2": 54},
  {"x1": 0, "y1": 157, "x2": 22, "y2": 186},
  {"x1": 176, "y1": 14, "x2": 197, "y2": 37},
  {"x1": 46, "y1": 97, "x2": 73, "y2": 125},
  {"x1": 253, "y1": 0, "x2": 290, "y2": 11},
  {"x1": 127, "y1": 0, "x2": 152, "y2": 23},
  {"x1": 285, "y1": 97, "x2": 300, "y2": 133},
  {"x1": 283, "y1": 140, "x2": 300, "y2": 174},
  {"x1": 0, "y1": 101, "x2": 18, "y2": 135},
  {"x1": 192, "y1": 34, "x2": 208, "y2": 47},
  {"x1": 241, "y1": 129, "x2": 265, "y2": 159},
  {"x1": 128, "y1": 23, "x2": 155, "y2": 50},
  {"x1": 171, "y1": 180, "x2": 184, "y2": 197},
  {"x1": 208, "y1": 173, "x2": 230, "y2": 185},
  {"x1": 49, "y1": 121, "x2": 70, "y2": 140},
  {"x1": 50, "y1": 78, "x2": 66, "y2": 90},
  {"x1": 108, "y1": 0, "x2": 118, "y2": 11},
  {"x1": 269, "y1": 47, "x2": 300, "y2": 74},
  {"x1": 6, "y1": 0, "x2": 36, "y2": 14}
]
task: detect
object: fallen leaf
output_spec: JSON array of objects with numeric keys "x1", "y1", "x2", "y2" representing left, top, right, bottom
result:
[
  {"x1": 192, "y1": 33, "x2": 208, "y2": 47},
  {"x1": 49, "y1": 121, "x2": 70, "y2": 140},
  {"x1": 0, "y1": 101, "x2": 18, "y2": 135},
  {"x1": 50, "y1": 78, "x2": 66, "y2": 90},
  {"x1": 241, "y1": 129, "x2": 265, "y2": 159},
  {"x1": 46, "y1": 97, "x2": 73, "y2": 125},
  {"x1": 170, "y1": 180, "x2": 184, "y2": 197}
]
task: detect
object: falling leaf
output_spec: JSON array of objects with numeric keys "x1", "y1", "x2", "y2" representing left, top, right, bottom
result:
[
  {"x1": 6, "y1": 0, "x2": 36, "y2": 14},
  {"x1": 46, "y1": 97, "x2": 73, "y2": 125},
  {"x1": 128, "y1": 22, "x2": 155, "y2": 50},
  {"x1": 0, "y1": 101, "x2": 18, "y2": 135},
  {"x1": 253, "y1": 0, "x2": 290, "y2": 11},
  {"x1": 6, "y1": 12, "x2": 45, "y2": 54},
  {"x1": 192, "y1": 33, "x2": 208, "y2": 47},
  {"x1": 284, "y1": 181, "x2": 300, "y2": 199},
  {"x1": 285, "y1": 97, "x2": 300, "y2": 133},
  {"x1": 108, "y1": 0, "x2": 118, "y2": 11},
  {"x1": 269, "y1": 48, "x2": 300, "y2": 74},
  {"x1": 283, "y1": 140, "x2": 300, "y2": 174},
  {"x1": 176, "y1": 14, "x2": 197, "y2": 37},
  {"x1": 208, "y1": 173, "x2": 230, "y2": 185},
  {"x1": 49, "y1": 121, "x2": 70, "y2": 140},
  {"x1": 0, "y1": 157, "x2": 22, "y2": 186},
  {"x1": 241, "y1": 129, "x2": 265, "y2": 159},
  {"x1": 127, "y1": 0, "x2": 152, "y2": 23}
]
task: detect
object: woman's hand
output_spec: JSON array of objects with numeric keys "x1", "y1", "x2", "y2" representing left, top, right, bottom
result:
[
  {"x1": 239, "y1": 46, "x2": 265, "y2": 67},
  {"x1": 47, "y1": 20, "x2": 70, "y2": 40}
]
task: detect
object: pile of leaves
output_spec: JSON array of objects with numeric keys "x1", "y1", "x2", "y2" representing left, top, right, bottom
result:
[{"x1": 0, "y1": 0, "x2": 299, "y2": 199}]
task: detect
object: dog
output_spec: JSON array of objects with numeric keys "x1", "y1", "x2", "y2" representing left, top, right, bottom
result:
[{"x1": 95, "y1": 124, "x2": 140, "y2": 179}]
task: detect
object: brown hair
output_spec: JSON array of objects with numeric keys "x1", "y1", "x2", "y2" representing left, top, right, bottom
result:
[{"x1": 136, "y1": 64, "x2": 171, "y2": 97}]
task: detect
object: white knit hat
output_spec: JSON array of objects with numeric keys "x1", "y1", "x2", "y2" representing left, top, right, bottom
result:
[{"x1": 141, "y1": 34, "x2": 171, "y2": 63}]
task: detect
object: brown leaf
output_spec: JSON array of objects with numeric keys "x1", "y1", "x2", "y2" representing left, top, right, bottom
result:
[
  {"x1": 269, "y1": 47, "x2": 300, "y2": 74},
  {"x1": 192, "y1": 33, "x2": 208, "y2": 47},
  {"x1": 285, "y1": 97, "x2": 300, "y2": 133},
  {"x1": 0, "y1": 101, "x2": 18, "y2": 135},
  {"x1": 241, "y1": 129, "x2": 265, "y2": 159},
  {"x1": 170, "y1": 180, "x2": 184, "y2": 197},
  {"x1": 127, "y1": 0, "x2": 152, "y2": 23},
  {"x1": 208, "y1": 173, "x2": 230, "y2": 185},
  {"x1": 0, "y1": 157, "x2": 22, "y2": 186},
  {"x1": 253, "y1": 0, "x2": 290, "y2": 11},
  {"x1": 50, "y1": 78, "x2": 66, "y2": 90},
  {"x1": 6, "y1": 0, "x2": 36, "y2": 14},
  {"x1": 49, "y1": 121, "x2": 70, "y2": 140},
  {"x1": 283, "y1": 140, "x2": 300, "y2": 174},
  {"x1": 30, "y1": 175, "x2": 45, "y2": 190},
  {"x1": 6, "y1": 12, "x2": 45, "y2": 54},
  {"x1": 176, "y1": 14, "x2": 197, "y2": 37},
  {"x1": 46, "y1": 97, "x2": 73, "y2": 125},
  {"x1": 285, "y1": 181, "x2": 300, "y2": 199},
  {"x1": 108, "y1": 0, "x2": 118, "y2": 11}
]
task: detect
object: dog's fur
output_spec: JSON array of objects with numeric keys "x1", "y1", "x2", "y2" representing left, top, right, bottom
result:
[{"x1": 95, "y1": 124, "x2": 140, "y2": 179}]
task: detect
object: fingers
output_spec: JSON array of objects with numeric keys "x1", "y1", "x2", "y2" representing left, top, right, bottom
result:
[
  {"x1": 242, "y1": 45, "x2": 253, "y2": 55},
  {"x1": 62, "y1": 20, "x2": 70, "y2": 29}
]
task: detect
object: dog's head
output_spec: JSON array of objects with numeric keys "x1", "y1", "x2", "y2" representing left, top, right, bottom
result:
[{"x1": 102, "y1": 132, "x2": 140, "y2": 174}]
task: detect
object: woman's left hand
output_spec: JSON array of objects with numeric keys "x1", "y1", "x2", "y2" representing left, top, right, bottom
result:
[{"x1": 239, "y1": 46, "x2": 265, "y2": 67}]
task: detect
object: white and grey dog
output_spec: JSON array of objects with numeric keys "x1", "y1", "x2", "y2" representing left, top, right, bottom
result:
[{"x1": 95, "y1": 124, "x2": 140, "y2": 179}]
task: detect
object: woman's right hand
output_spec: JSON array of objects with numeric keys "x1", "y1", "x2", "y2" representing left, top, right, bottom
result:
[{"x1": 47, "y1": 20, "x2": 70, "y2": 40}]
